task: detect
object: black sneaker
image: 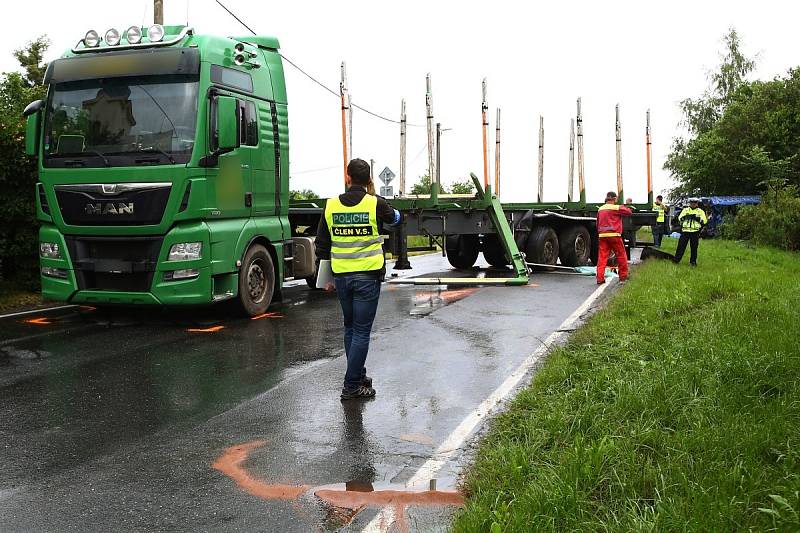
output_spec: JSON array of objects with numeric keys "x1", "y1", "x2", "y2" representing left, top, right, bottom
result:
[
  {"x1": 361, "y1": 375, "x2": 373, "y2": 388},
  {"x1": 340, "y1": 385, "x2": 376, "y2": 401}
]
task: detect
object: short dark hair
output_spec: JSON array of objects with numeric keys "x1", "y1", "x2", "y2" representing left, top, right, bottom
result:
[
  {"x1": 347, "y1": 158, "x2": 371, "y2": 186},
  {"x1": 605, "y1": 191, "x2": 617, "y2": 201},
  {"x1": 656, "y1": 195, "x2": 663, "y2": 200}
]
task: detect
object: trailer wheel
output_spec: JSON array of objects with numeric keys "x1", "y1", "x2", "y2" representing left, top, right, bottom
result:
[
  {"x1": 526, "y1": 226, "x2": 559, "y2": 266},
  {"x1": 558, "y1": 225, "x2": 591, "y2": 266},
  {"x1": 238, "y1": 244, "x2": 275, "y2": 316},
  {"x1": 445, "y1": 234, "x2": 479, "y2": 269},
  {"x1": 482, "y1": 235, "x2": 509, "y2": 267}
]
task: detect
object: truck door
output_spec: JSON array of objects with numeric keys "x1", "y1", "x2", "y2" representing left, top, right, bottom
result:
[{"x1": 207, "y1": 94, "x2": 251, "y2": 216}]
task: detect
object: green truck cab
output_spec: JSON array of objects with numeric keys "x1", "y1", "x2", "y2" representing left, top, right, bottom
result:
[{"x1": 24, "y1": 25, "x2": 313, "y2": 315}]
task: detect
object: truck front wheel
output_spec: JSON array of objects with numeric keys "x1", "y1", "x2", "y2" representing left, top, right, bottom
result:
[{"x1": 238, "y1": 244, "x2": 275, "y2": 316}]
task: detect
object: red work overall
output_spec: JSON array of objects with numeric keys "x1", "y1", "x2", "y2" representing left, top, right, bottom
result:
[{"x1": 596, "y1": 203, "x2": 631, "y2": 283}]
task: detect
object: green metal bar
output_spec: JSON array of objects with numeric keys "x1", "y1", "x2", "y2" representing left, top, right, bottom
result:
[{"x1": 471, "y1": 172, "x2": 529, "y2": 282}]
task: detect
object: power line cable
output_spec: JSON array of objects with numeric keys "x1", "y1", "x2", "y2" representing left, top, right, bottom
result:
[{"x1": 215, "y1": 0, "x2": 425, "y2": 127}]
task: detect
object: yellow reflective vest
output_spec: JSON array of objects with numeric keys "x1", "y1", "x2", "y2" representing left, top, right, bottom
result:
[
  {"x1": 653, "y1": 202, "x2": 666, "y2": 223},
  {"x1": 678, "y1": 207, "x2": 707, "y2": 233},
  {"x1": 324, "y1": 194, "x2": 384, "y2": 274}
]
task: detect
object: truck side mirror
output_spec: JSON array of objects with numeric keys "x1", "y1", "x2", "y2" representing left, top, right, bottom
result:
[
  {"x1": 23, "y1": 99, "x2": 45, "y2": 157},
  {"x1": 216, "y1": 96, "x2": 239, "y2": 151}
]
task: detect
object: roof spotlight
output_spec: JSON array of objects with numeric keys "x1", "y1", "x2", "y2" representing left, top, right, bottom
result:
[
  {"x1": 147, "y1": 24, "x2": 165, "y2": 42},
  {"x1": 84, "y1": 30, "x2": 101, "y2": 48},
  {"x1": 105, "y1": 28, "x2": 121, "y2": 46},
  {"x1": 126, "y1": 26, "x2": 142, "y2": 44}
]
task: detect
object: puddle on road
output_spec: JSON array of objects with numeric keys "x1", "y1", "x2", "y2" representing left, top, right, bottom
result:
[{"x1": 213, "y1": 440, "x2": 463, "y2": 533}]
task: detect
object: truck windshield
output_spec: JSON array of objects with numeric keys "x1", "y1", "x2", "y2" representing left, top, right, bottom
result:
[{"x1": 45, "y1": 75, "x2": 199, "y2": 167}]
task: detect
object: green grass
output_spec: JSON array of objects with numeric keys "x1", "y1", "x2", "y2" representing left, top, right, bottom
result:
[{"x1": 453, "y1": 239, "x2": 800, "y2": 532}]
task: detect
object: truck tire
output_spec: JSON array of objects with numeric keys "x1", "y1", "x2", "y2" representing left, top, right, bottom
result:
[
  {"x1": 482, "y1": 234, "x2": 509, "y2": 267},
  {"x1": 558, "y1": 225, "x2": 591, "y2": 266},
  {"x1": 526, "y1": 226, "x2": 559, "y2": 266},
  {"x1": 446, "y1": 234, "x2": 479, "y2": 270},
  {"x1": 238, "y1": 244, "x2": 275, "y2": 316}
]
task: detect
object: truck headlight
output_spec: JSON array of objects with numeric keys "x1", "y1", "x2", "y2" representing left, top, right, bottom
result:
[
  {"x1": 168, "y1": 242, "x2": 202, "y2": 261},
  {"x1": 40, "y1": 242, "x2": 61, "y2": 259}
]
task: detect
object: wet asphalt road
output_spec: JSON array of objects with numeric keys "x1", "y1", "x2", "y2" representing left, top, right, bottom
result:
[{"x1": 0, "y1": 254, "x2": 608, "y2": 532}]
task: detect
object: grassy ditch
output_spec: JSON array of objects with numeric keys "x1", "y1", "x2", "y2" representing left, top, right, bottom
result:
[
  {"x1": 0, "y1": 281, "x2": 43, "y2": 314},
  {"x1": 453, "y1": 239, "x2": 800, "y2": 532}
]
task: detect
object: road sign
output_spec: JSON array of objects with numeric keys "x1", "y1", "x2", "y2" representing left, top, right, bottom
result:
[
  {"x1": 378, "y1": 167, "x2": 395, "y2": 185},
  {"x1": 380, "y1": 186, "x2": 393, "y2": 197}
]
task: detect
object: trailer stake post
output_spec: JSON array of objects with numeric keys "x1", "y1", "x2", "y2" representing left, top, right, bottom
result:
[
  {"x1": 577, "y1": 98, "x2": 586, "y2": 206},
  {"x1": 615, "y1": 104, "x2": 623, "y2": 203},
  {"x1": 538, "y1": 116, "x2": 544, "y2": 203},
  {"x1": 568, "y1": 118, "x2": 575, "y2": 203},
  {"x1": 646, "y1": 109, "x2": 653, "y2": 206},
  {"x1": 482, "y1": 79, "x2": 489, "y2": 190},
  {"x1": 495, "y1": 108, "x2": 501, "y2": 199}
]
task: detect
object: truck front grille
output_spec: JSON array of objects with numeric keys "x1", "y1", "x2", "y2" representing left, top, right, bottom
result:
[
  {"x1": 55, "y1": 183, "x2": 171, "y2": 226},
  {"x1": 65, "y1": 236, "x2": 163, "y2": 292}
]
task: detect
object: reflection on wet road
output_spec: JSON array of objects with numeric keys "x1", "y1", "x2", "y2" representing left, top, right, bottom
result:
[{"x1": 0, "y1": 254, "x2": 602, "y2": 532}]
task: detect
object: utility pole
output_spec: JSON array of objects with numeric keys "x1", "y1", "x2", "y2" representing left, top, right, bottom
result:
[
  {"x1": 399, "y1": 99, "x2": 407, "y2": 195},
  {"x1": 426, "y1": 73, "x2": 437, "y2": 203},
  {"x1": 154, "y1": 0, "x2": 164, "y2": 25},
  {"x1": 481, "y1": 79, "x2": 489, "y2": 191}
]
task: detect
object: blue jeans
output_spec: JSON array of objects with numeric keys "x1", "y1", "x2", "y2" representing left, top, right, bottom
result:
[{"x1": 334, "y1": 273, "x2": 381, "y2": 390}]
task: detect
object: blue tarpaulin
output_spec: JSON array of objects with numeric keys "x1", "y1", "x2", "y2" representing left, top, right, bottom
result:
[{"x1": 701, "y1": 195, "x2": 761, "y2": 207}]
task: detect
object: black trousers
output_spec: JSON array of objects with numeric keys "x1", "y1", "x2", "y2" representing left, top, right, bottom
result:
[{"x1": 674, "y1": 231, "x2": 700, "y2": 264}]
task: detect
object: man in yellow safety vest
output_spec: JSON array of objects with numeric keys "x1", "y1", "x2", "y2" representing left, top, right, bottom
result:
[
  {"x1": 315, "y1": 158, "x2": 401, "y2": 400},
  {"x1": 673, "y1": 197, "x2": 707, "y2": 266},
  {"x1": 651, "y1": 195, "x2": 668, "y2": 247}
]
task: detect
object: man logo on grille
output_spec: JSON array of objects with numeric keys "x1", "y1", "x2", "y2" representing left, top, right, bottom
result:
[{"x1": 85, "y1": 203, "x2": 135, "y2": 215}]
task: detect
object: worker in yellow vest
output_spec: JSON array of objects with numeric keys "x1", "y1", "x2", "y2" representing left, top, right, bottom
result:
[
  {"x1": 651, "y1": 195, "x2": 668, "y2": 247},
  {"x1": 673, "y1": 197, "x2": 707, "y2": 266},
  {"x1": 315, "y1": 158, "x2": 401, "y2": 400}
]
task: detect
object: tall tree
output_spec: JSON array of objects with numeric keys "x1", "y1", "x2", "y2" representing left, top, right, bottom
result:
[
  {"x1": 665, "y1": 28, "x2": 759, "y2": 195},
  {"x1": 0, "y1": 36, "x2": 49, "y2": 285}
]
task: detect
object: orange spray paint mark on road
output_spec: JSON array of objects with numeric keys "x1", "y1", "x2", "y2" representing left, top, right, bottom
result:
[
  {"x1": 251, "y1": 312, "x2": 284, "y2": 320},
  {"x1": 524, "y1": 283, "x2": 540, "y2": 288},
  {"x1": 212, "y1": 441, "x2": 308, "y2": 500},
  {"x1": 212, "y1": 441, "x2": 464, "y2": 532},
  {"x1": 187, "y1": 325, "x2": 225, "y2": 333},
  {"x1": 23, "y1": 317, "x2": 52, "y2": 325}
]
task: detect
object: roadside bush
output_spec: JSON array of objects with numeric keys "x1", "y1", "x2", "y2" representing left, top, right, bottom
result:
[
  {"x1": 0, "y1": 37, "x2": 48, "y2": 289},
  {"x1": 723, "y1": 187, "x2": 800, "y2": 250}
]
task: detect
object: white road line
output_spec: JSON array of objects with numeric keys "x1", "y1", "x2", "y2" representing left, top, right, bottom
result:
[
  {"x1": 0, "y1": 304, "x2": 78, "y2": 320},
  {"x1": 360, "y1": 280, "x2": 612, "y2": 532}
]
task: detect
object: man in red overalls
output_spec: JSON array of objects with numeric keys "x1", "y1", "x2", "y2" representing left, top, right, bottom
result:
[{"x1": 596, "y1": 191, "x2": 631, "y2": 284}]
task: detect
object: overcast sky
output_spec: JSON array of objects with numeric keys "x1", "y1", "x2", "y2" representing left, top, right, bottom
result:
[{"x1": 2, "y1": 0, "x2": 798, "y2": 202}]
